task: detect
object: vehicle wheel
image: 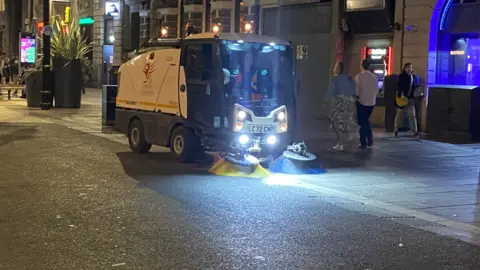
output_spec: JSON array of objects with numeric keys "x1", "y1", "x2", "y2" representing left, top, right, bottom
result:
[
  {"x1": 170, "y1": 126, "x2": 201, "y2": 162},
  {"x1": 128, "y1": 119, "x2": 152, "y2": 153}
]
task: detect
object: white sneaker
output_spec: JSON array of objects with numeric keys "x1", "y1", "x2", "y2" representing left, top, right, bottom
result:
[{"x1": 333, "y1": 144, "x2": 344, "y2": 151}]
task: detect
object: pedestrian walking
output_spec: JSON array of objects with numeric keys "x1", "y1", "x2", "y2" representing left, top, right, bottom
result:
[
  {"x1": 325, "y1": 62, "x2": 358, "y2": 151},
  {"x1": 394, "y1": 63, "x2": 419, "y2": 138},
  {"x1": 355, "y1": 59, "x2": 379, "y2": 149},
  {"x1": 0, "y1": 53, "x2": 8, "y2": 84},
  {"x1": 0, "y1": 52, "x2": 5, "y2": 85}
]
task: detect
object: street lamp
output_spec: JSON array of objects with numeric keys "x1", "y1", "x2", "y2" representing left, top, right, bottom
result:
[{"x1": 213, "y1": 24, "x2": 220, "y2": 33}]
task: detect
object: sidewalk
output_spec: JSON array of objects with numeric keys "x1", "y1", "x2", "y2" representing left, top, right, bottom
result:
[
  {"x1": 294, "y1": 117, "x2": 480, "y2": 235},
  {"x1": 2, "y1": 90, "x2": 480, "y2": 242},
  {"x1": 0, "y1": 89, "x2": 128, "y2": 145}
]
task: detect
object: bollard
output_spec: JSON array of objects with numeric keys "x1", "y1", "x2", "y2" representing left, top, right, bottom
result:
[{"x1": 102, "y1": 85, "x2": 118, "y2": 126}]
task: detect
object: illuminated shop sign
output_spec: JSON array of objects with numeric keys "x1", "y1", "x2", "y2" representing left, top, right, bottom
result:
[
  {"x1": 450, "y1": 50, "x2": 465, "y2": 55},
  {"x1": 65, "y1": 6, "x2": 71, "y2": 23},
  {"x1": 105, "y1": 2, "x2": 120, "y2": 16},
  {"x1": 368, "y1": 48, "x2": 387, "y2": 55},
  {"x1": 79, "y1": 17, "x2": 94, "y2": 25},
  {"x1": 362, "y1": 46, "x2": 393, "y2": 76},
  {"x1": 20, "y1": 38, "x2": 36, "y2": 64},
  {"x1": 346, "y1": 0, "x2": 384, "y2": 11},
  {"x1": 367, "y1": 48, "x2": 387, "y2": 60}
]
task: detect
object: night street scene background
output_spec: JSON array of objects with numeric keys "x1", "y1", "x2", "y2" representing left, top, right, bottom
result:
[{"x1": 1, "y1": 0, "x2": 480, "y2": 269}]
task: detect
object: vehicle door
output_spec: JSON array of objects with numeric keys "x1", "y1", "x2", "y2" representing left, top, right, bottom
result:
[{"x1": 181, "y1": 41, "x2": 222, "y2": 131}]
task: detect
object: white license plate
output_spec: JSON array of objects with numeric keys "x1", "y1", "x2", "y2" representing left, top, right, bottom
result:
[{"x1": 246, "y1": 124, "x2": 276, "y2": 133}]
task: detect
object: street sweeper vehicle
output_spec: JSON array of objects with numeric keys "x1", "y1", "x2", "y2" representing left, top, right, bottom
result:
[{"x1": 115, "y1": 32, "x2": 297, "y2": 163}]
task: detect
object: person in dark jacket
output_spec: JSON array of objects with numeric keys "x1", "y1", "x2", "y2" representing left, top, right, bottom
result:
[{"x1": 394, "y1": 63, "x2": 418, "y2": 138}]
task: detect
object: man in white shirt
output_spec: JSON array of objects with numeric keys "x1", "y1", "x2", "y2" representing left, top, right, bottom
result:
[{"x1": 355, "y1": 59, "x2": 379, "y2": 149}]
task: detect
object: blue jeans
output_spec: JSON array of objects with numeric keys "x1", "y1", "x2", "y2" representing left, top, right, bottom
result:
[{"x1": 356, "y1": 102, "x2": 374, "y2": 146}]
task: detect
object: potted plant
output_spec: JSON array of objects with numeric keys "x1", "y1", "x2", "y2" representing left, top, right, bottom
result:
[{"x1": 50, "y1": 17, "x2": 93, "y2": 108}]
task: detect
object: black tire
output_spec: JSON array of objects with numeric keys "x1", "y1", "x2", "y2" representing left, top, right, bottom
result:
[
  {"x1": 128, "y1": 119, "x2": 152, "y2": 153},
  {"x1": 170, "y1": 126, "x2": 201, "y2": 162}
]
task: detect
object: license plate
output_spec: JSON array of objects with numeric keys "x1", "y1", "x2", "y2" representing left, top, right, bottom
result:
[{"x1": 246, "y1": 124, "x2": 276, "y2": 133}]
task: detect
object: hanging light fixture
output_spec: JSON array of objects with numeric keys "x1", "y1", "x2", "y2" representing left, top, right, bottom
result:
[
  {"x1": 244, "y1": 22, "x2": 253, "y2": 33},
  {"x1": 161, "y1": 27, "x2": 168, "y2": 37}
]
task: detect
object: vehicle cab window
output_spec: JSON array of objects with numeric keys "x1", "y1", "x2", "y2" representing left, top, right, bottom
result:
[{"x1": 184, "y1": 44, "x2": 213, "y2": 81}]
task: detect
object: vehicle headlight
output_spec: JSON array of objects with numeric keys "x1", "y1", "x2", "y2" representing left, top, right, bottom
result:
[
  {"x1": 239, "y1": 134, "x2": 249, "y2": 144},
  {"x1": 276, "y1": 111, "x2": 285, "y2": 121},
  {"x1": 267, "y1": 135, "x2": 277, "y2": 145},
  {"x1": 237, "y1": 110, "x2": 247, "y2": 120}
]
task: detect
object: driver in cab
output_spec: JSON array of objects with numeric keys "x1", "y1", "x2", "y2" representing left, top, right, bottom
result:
[{"x1": 241, "y1": 48, "x2": 271, "y2": 101}]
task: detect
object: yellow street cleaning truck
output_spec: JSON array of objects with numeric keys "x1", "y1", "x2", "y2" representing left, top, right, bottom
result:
[{"x1": 115, "y1": 32, "x2": 297, "y2": 164}]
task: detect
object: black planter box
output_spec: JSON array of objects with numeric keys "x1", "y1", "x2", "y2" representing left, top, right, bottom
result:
[
  {"x1": 53, "y1": 58, "x2": 83, "y2": 108},
  {"x1": 25, "y1": 71, "x2": 42, "y2": 108}
]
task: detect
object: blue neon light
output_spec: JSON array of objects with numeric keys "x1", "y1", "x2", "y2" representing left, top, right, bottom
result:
[
  {"x1": 427, "y1": 0, "x2": 450, "y2": 86},
  {"x1": 439, "y1": 0, "x2": 453, "y2": 31}
]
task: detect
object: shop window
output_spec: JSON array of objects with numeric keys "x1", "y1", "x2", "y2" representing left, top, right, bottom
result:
[
  {"x1": 140, "y1": 29, "x2": 149, "y2": 38},
  {"x1": 104, "y1": 19, "x2": 114, "y2": 45},
  {"x1": 464, "y1": 39, "x2": 480, "y2": 86},
  {"x1": 439, "y1": 36, "x2": 480, "y2": 86}
]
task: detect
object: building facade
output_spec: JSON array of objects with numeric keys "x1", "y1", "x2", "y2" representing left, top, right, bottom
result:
[
  {"x1": 3, "y1": 0, "x2": 474, "y2": 132},
  {"x1": 0, "y1": 0, "x2": 5, "y2": 54}
]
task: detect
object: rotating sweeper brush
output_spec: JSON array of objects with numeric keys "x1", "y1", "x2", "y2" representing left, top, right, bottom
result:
[
  {"x1": 269, "y1": 142, "x2": 326, "y2": 175},
  {"x1": 208, "y1": 145, "x2": 271, "y2": 178}
]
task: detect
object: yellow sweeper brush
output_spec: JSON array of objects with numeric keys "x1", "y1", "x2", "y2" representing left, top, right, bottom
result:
[{"x1": 209, "y1": 153, "x2": 271, "y2": 178}]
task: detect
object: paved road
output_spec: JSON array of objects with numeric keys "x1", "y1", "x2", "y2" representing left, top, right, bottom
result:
[{"x1": 2, "y1": 121, "x2": 480, "y2": 268}]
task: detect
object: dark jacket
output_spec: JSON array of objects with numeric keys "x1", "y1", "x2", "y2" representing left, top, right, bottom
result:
[{"x1": 397, "y1": 71, "x2": 417, "y2": 99}]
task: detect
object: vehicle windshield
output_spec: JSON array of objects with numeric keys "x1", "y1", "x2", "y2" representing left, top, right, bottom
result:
[{"x1": 220, "y1": 40, "x2": 294, "y2": 116}]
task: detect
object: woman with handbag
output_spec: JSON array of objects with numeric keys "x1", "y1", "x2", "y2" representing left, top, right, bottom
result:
[
  {"x1": 325, "y1": 62, "x2": 358, "y2": 151},
  {"x1": 394, "y1": 63, "x2": 419, "y2": 138}
]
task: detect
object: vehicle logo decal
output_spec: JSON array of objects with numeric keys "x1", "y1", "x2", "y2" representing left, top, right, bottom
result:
[{"x1": 143, "y1": 52, "x2": 156, "y2": 85}]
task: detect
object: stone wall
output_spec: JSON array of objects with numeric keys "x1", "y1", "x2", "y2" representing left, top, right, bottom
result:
[
  {"x1": 400, "y1": 0, "x2": 437, "y2": 83},
  {"x1": 76, "y1": 0, "x2": 94, "y2": 19},
  {"x1": 92, "y1": 0, "x2": 104, "y2": 87},
  {"x1": 4, "y1": 0, "x2": 22, "y2": 56},
  {"x1": 396, "y1": 0, "x2": 441, "y2": 131}
]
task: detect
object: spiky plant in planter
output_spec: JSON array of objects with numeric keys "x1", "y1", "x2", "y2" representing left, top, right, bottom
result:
[
  {"x1": 36, "y1": 18, "x2": 96, "y2": 87},
  {"x1": 50, "y1": 17, "x2": 92, "y2": 60},
  {"x1": 49, "y1": 16, "x2": 93, "y2": 108}
]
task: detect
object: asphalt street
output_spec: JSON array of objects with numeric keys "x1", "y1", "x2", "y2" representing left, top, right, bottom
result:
[{"x1": 1, "y1": 121, "x2": 480, "y2": 269}]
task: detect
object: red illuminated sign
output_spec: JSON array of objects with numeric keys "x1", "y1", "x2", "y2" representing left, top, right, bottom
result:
[
  {"x1": 367, "y1": 48, "x2": 387, "y2": 56},
  {"x1": 362, "y1": 46, "x2": 393, "y2": 76},
  {"x1": 36, "y1": 22, "x2": 44, "y2": 33},
  {"x1": 387, "y1": 46, "x2": 392, "y2": 75}
]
